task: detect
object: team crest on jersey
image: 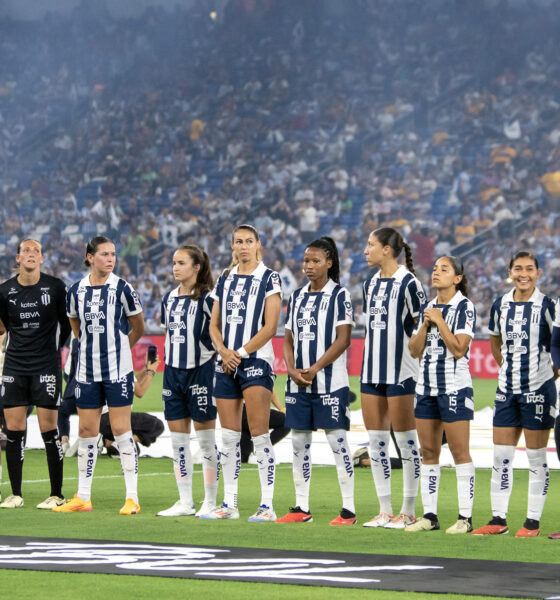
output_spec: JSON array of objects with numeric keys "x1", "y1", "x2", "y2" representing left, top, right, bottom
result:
[
  {"x1": 41, "y1": 292, "x2": 51, "y2": 306},
  {"x1": 108, "y1": 290, "x2": 116, "y2": 305}
]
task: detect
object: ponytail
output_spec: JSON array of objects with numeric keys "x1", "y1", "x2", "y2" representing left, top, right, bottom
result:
[
  {"x1": 372, "y1": 227, "x2": 415, "y2": 274},
  {"x1": 306, "y1": 236, "x2": 340, "y2": 283},
  {"x1": 402, "y1": 242, "x2": 415, "y2": 274}
]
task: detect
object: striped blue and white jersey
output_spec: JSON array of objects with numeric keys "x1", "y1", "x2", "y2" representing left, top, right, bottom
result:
[
  {"x1": 67, "y1": 272, "x2": 143, "y2": 383},
  {"x1": 161, "y1": 289, "x2": 214, "y2": 370},
  {"x1": 489, "y1": 288, "x2": 555, "y2": 393},
  {"x1": 361, "y1": 265, "x2": 426, "y2": 385},
  {"x1": 285, "y1": 279, "x2": 354, "y2": 394},
  {"x1": 211, "y1": 261, "x2": 282, "y2": 368},
  {"x1": 415, "y1": 291, "x2": 475, "y2": 396}
]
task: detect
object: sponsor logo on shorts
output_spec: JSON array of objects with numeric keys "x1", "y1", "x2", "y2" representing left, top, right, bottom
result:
[
  {"x1": 525, "y1": 392, "x2": 545, "y2": 403},
  {"x1": 2, "y1": 375, "x2": 14, "y2": 383},
  {"x1": 162, "y1": 389, "x2": 172, "y2": 397},
  {"x1": 495, "y1": 393, "x2": 507, "y2": 402},
  {"x1": 285, "y1": 396, "x2": 296, "y2": 404},
  {"x1": 245, "y1": 366, "x2": 264, "y2": 378}
]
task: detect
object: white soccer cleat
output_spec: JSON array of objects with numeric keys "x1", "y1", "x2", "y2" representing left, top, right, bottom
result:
[
  {"x1": 37, "y1": 496, "x2": 66, "y2": 509},
  {"x1": 0, "y1": 494, "x2": 24, "y2": 508},
  {"x1": 446, "y1": 518, "x2": 473, "y2": 534},
  {"x1": 198, "y1": 503, "x2": 240, "y2": 520},
  {"x1": 248, "y1": 505, "x2": 276, "y2": 522},
  {"x1": 362, "y1": 512, "x2": 393, "y2": 528},
  {"x1": 385, "y1": 513, "x2": 416, "y2": 529},
  {"x1": 195, "y1": 500, "x2": 217, "y2": 518},
  {"x1": 157, "y1": 500, "x2": 196, "y2": 517}
]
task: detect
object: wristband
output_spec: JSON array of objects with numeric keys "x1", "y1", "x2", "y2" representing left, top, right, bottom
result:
[
  {"x1": 145, "y1": 369, "x2": 156, "y2": 376},
  {"x1": 237, "y1": 346, "x2": 249, "y2": 359}
]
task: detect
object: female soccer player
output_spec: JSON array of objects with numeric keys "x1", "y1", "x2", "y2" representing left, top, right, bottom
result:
[
  {"x1": 276, "y1": 237, "x2": 356, "y2": 525},
  {"x1": 204, "y1": 224, "x2": 282, "y2": 522},
  {"x1": 406, "y1": 256, "x2": 476, "y2": 534},
  {"x1": 157, "y1": 244, "x2": 219, "y2": 518},
  {"x1": 0, "y1": 239, "x2": 70, "y2": 509},
  {"x1": 361, "y1": 228, "x2": 425, "y2": 528},
  {"x1": 54, "y1": 236, "x2": 144, "y2": 515},
  {"x1": 473, "y1": 252, "x2": 557, "y2": 537}
]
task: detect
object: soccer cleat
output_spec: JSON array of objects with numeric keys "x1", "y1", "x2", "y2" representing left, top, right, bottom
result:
[
  {"x1": 471, "y1": 520, "x2": 508, "y2": 535},
  {"x1": 385, "y1": 513, "x2": 416, "y2": 529},
  {"x1": 248, "y1": 504, "x2": 277, "y2": 522},
  {"x1": 446, "y1": 518, "x2": 473, "y2": 534},
  {"x1": 120, "y1": 498, "x2": 141, "y2": 515},
  {"x1": 330, "y1": 509, "x2": 357, "y2": 526},
  {"x1": 195, "y1": 500, "x2": 217, "y2": 518},
  {"x1": 37, "y1": 496, "x2": 66, "y2": 510},
  {"x1": 362, "y1": 512, "x2": 393, "y2": 528},
  {"x1": 515, "y1": 525, "x2": 540, "y2": 538},
  {"x1": 352, "y1": 447, "x2": 370, "y2": 467},
  {"x1": 198, "y1": 503, "x2": 240, "y2": 520},
  {"x1": 405, "y1": 516, "x2": 440, "y2": 532},
  {"x1": 52, "y1": 494, "x2": 92, "y2": 512},
  {"x1": 0, "y1": 494, "x2": 24, "y2": 508},
  {"x1": 157, "y1": 500, "x2": 196, "y2": 517},
  {"x1": 276, "y1": 506, "x2": 313, "y2": 523},
  {"x1": 548, "y1": 530, "x2": 560, "y2": 540}
]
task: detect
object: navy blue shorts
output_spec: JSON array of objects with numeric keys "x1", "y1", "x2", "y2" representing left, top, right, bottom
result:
[
  {"x1": 74, "y1": 372, "x2": 134, "y2": 409},
  {"x1": 162, "y1": 360, "x2": 217, "y2": 422},
  {"x1": 285, "y1": 387, "x2": 350, "y2": 431},
  {"x1": 493, "y1": 379, "x2": 557, "y2": 431},
  {"x1": 214, "y1": 358, "x2": 274, "y2": 399},
  {"x1": 415, "y1": 387, "x2": 474, "y2": 423},
  {"x1": 361, "y1": 377, "x2": 416, "y2": 398}
]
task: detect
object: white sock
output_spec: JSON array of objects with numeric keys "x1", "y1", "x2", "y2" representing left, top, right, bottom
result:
[
  {"x1": 420, "y1": 463, "x2": 440, "y2": 517},
  {"x1": 367, "y1": 430, "x2": 392, "y2": 514},
  {"x1": 490, "y1": 444, "x2": 515, "y2": 519},
  {"x1": 456, "y1": 462, "x2": 475, "y2": 518},
  {"x1": 292, "y1": 430, "x2": 312, "y2": 512},
  {"x1": 196, "y1": 429, "x2": 219, "y2": 506},
  {"x1": 115, "y1": 431, "x2": 138, "y2": 503},
  {"x1": 221, "y1": 428, "x2": 241, "y2": 508},
  {"x1": 394, "y1": 430, "x2": 420, "y2": 516},
  {"x1": 77, "y1": 436, "x2": 98, "y2": 502},
  {"x1": 526, "y1": 447, "x2": 549, "y2": 521},
  {"x1": 326, "y1": 429, "x2": 355, "y2": 514},
  {"x1": 171, "y1": 432, "x2": 193, "y2": 507},
  {"x1": 252, "y1": 433, "x2": 275, "y2": 509}
]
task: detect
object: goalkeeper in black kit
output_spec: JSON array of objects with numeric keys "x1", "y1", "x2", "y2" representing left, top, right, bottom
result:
[{"x1": 0, "y1": 239, "x2": 71, "y2": 509}]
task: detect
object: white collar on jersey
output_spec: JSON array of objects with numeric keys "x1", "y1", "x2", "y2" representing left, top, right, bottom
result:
[
  {"x1": 302, "y1": 278, "x2": 337, "y2": 294},
  {"x1": 79, "y1": 271, "x2": 119, "y2": 291},
  {"x1": 503, "y1": 287, "x2": 544, "y2": 304},
  {"x1": 373, "y1": 264, "x2": 409, "y2": 281},
  {"x1": 229, "y1": 261, "x2": 267, "y2": 278},
  {"x1": 430, "y1": 290, "x2": 466, "y2": 307}
]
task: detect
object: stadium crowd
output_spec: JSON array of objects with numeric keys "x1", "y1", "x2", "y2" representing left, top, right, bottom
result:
[{"x1": 2, "y1": 0, "x2": 560, "y2": 334}]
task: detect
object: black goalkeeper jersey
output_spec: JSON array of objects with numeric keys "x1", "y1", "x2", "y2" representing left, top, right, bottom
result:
[{"x1": 0, "y1": 273, "x2": 71, "y2": 374}]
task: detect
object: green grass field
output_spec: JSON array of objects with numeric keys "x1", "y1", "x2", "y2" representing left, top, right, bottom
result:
[{"x1": 2, "y1": 376, "x2": 555, "y2": 599}]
